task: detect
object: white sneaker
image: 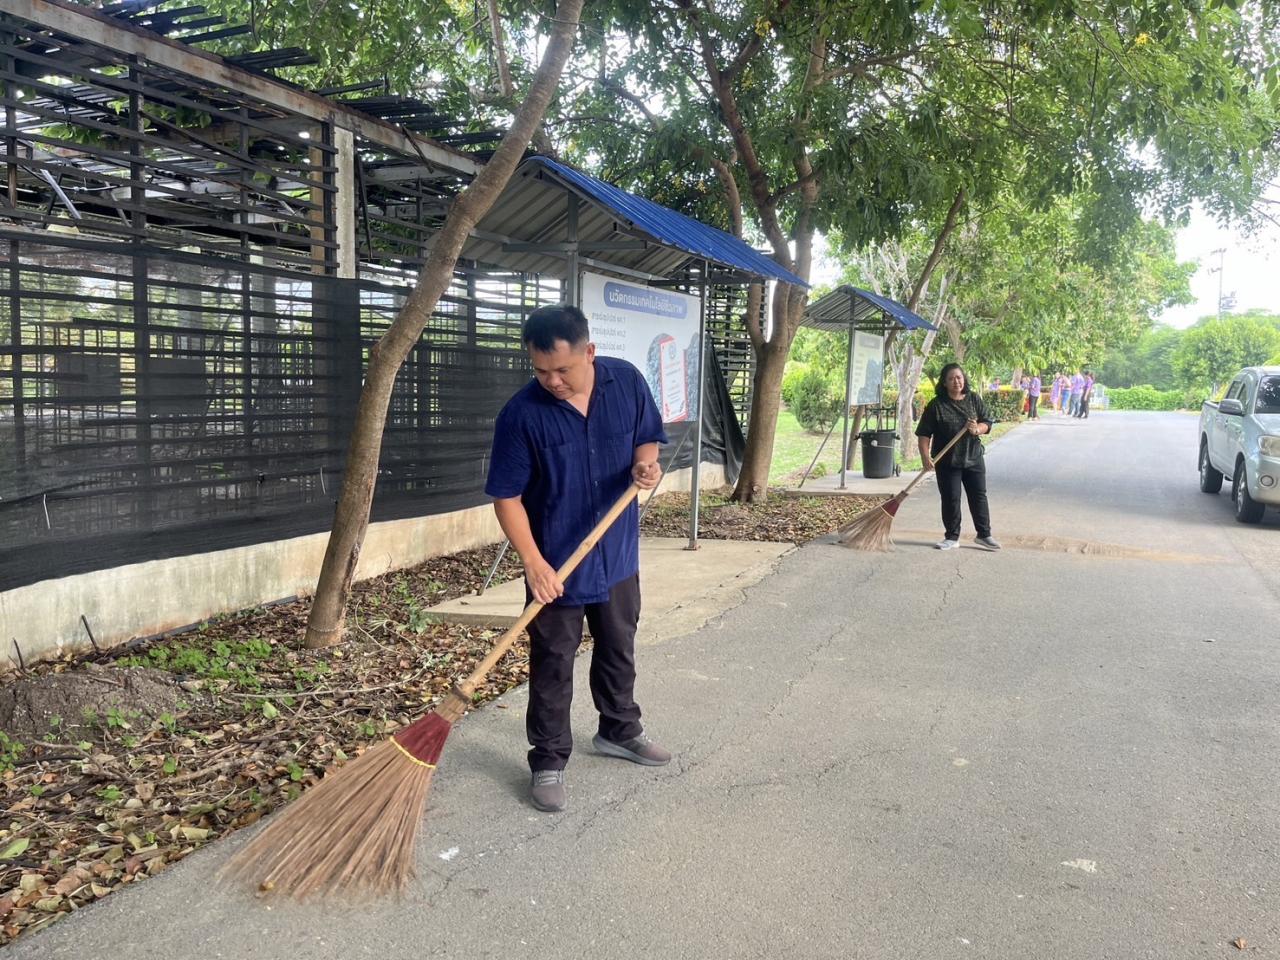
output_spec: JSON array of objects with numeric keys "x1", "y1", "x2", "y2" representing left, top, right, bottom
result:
[{"x1": 935, "y1": 539, "x2": 959, "y2": 550}]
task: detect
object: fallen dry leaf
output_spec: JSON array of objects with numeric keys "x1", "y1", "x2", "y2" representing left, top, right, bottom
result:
[
  {"x1": 1231, "y1": 938, "x2": 1246, "y2": 950},
  {"x1": 51, "y1": 873, "x2": 86, "y2": 897}
]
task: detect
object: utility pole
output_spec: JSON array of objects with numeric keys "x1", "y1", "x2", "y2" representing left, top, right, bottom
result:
[{"x1": 1210, "y1": 247, "x2": 1226, "y2": 320}]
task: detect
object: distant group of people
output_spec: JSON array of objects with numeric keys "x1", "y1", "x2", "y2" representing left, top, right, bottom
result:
[
  {"x1": 995, "y1": 372, "x2": 1096, "y2": 420},
  {"x1": 1046, "y1": 371, "x2": 1095, "y2": 418}
]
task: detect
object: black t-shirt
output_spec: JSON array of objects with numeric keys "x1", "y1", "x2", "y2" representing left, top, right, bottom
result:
[{"x1": 914, "y1": 392, "x2": 995, "y2": 469}]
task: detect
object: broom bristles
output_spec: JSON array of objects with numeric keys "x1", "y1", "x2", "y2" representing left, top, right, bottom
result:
[
  {"x1": 221, "y1": 707, "x2": 457, "y2": 899},
  {"x1": 836, "y1": 492, "x2": 905, "y2": 551}
]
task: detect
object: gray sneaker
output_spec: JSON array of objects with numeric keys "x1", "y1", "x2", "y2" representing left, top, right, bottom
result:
[
  {"x1": 592, "y1": 732, "x2": 671, "y2": 766},
  {"x1": 975, "y1": 536, "x2": 1002, "y2": 551},
  {"x1": 530, "y1": 769, "x2": 566, "y2": 812},
  {"x1": 935, "y1": 539, "x2": 959, "y2": 550}
]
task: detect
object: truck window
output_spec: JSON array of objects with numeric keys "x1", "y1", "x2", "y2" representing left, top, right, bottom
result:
[
  {"x1": 1257, "y1": 376, "x2": 1280, "y2": 415},
  {"x1": 1225, "y1": 380, "x2": 1245, "y2": 402}
]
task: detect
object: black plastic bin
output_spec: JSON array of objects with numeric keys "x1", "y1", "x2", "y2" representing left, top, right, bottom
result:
[{"x1": 859, "y1": 429, "x2": 897, "y2": 479}]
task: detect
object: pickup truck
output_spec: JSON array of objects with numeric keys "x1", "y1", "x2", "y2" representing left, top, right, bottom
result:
[{"x1": 1198, "y1": 366, "x2": 1280, "y2": 523}]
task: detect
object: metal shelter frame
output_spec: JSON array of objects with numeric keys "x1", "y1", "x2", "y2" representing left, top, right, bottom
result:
[
  {"x1": 463, "y1": 157, "x2": 805, "y2": 549},
  {"x1": 0, "y1": 0, "x2": 798, "y2": 603},
  {"x1": 801, "y1": 286, "x2": 936, "y2": 489}
]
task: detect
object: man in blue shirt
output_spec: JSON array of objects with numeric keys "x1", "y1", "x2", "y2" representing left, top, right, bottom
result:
[{"x1": 485, "y1": 304, "x2": 670, "y2": 812}]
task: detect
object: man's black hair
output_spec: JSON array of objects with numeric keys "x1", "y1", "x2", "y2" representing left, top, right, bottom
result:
[{"x1": 522, "y1": 304, "x2": 590, "y2": 351}]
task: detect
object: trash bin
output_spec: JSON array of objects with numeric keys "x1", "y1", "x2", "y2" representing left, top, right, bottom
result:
[{"x1": 859, "y1": 430, "x2": 897, "y2": 479}]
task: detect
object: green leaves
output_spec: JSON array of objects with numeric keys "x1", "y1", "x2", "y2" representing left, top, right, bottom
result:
[{"x1": 1172, "y1": 314, "x2": 1280, "y2": 389}]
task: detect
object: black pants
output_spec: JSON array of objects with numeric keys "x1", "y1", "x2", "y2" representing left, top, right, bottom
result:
[
  {"x1": 1076, "y1": 395, "x2": 1090, "y2": 418},
  {"x1": 935, "y1": 462, "x2": 992, "y2": 540},
  {"x1": 525, "y1": 574, "x2": 643, "y2": 772},
  {"x1": 1028, "y1": 395, "x2": 1039, "y2": 419}
]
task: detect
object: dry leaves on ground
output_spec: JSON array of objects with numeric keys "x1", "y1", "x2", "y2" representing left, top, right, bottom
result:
[
  {"x1": 0, "y1": 489, "x2": 865, "y2": 943},
  {"x1": 641, "y1": 486, "x2": 884, "y2": 543}
]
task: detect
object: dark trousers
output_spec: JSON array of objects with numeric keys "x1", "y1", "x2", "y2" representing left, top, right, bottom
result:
[
  {"x1": 935, "y1": 462, "x2": 992, "y2": 540},
  {"x1": 1076, "y1": 395, "x2": 1091, "y2": 418},
  {"x1": 525, "y1": 574, "x2": 643, "y2": 772},
  {"x1": 1028, "y1": 395, "x2": 1039, "y2": 419}
]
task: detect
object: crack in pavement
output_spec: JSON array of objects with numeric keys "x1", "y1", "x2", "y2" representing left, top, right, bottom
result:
[
  {"x1": 931, "y1": 564, "x2": 966, "y2": 621},
  {"x1": 721, "y1": 746, "x2": 909, "y2": 797}
]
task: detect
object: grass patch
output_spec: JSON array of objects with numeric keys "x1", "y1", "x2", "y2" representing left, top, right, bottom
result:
[
  {"x1": 768, "y1": 407, "x2": 847, "y2": 483},
  {"x1": 769, "y1": 406, "x2": 1025, "y2": 482}
]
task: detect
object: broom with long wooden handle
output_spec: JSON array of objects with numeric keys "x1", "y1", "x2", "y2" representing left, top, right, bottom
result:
[
  {"x1": 836, "y1": 424, "x2": 970, "y2": 550},
  {"x1": 223, "y1": 483, "x2": 643, "y2": 899}
]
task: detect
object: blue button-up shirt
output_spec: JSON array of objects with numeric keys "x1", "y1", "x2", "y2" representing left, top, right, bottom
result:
[{"x1": 485, "y1": 355, "x2": 668, "y2": 606}]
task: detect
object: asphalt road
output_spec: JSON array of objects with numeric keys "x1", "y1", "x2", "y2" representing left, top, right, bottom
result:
[{"x1": 16, "y1": 411, "x2": 1279, "y2": 960}]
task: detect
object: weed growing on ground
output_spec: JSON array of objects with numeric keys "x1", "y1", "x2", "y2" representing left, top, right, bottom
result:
[
  {"x1": 0, "y1": 733, "x2": 23, "y2": 775},
  {"x1": 118, "y1": 636, "x2": 275, "y2": 690}
]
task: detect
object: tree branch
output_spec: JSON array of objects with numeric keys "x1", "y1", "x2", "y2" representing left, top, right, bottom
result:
[
  {"x1": 487, "y1": 0, "x2": 514, "y2": 99},
  {"x1": 908, "y1": 187, "x2": 967, "y2": 312},
  {"x1": 598, "y1": 75, "x2": 663, "y2": 128},
  {"x1": 821, "y1": 46, "x2": 926, "y2": 83},
  {"x1": 673, "y1": 2, "x2": 791, "y2": 265}
]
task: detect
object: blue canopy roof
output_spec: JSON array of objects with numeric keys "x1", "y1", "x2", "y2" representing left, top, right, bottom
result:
[
  {"x1": 803, "y1": 285, "x2": 936, "y2": 332},
  {"x1": 511, "y1": 157, "x2": 808, "y2": 287}
]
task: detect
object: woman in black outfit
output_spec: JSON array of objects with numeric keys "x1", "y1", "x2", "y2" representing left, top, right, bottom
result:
[{"x1": 915, "y1": 363, "x2": 1000, "y2": 551}]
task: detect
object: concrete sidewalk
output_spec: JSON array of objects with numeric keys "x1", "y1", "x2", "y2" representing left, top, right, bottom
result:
[
  {"x1": 427, "y1": 537, "x2": 794, "y2": 648},
  {"x1": 779, "y1": 469, "x2": 916, "y2": 497},
  {"x1": 15, "y1": 412, "x2": 1280, "y2": 960}
]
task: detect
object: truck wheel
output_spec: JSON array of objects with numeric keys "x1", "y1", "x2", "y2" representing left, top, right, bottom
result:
[
  {"x1": 1233, "y1": 460, "x2": 1265, "y2": 524},
  {"x1": 1199, "y1": 439, "x2": 1223, "y2": 494}
]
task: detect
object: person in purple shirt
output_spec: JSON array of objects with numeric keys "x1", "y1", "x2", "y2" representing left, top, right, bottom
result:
[
  {"x1": 1068, "y1": 371, "x2": 1085, "y2": 416},
  {"x1": 1027, "y1": 373, "x2": 1041, "y2": 420},
  {"x1": 486, "y1": 305, "x2": 671, "y2": 813},
  {"x1": 1075, "y1": 370, "x2": 1096, "y2": 419}
]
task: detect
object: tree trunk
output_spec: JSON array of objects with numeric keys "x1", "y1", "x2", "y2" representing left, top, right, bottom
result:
[
  {"x1": 844, "y1": 405, "x2": 865, "y2": 470},
  {"x1": 303, "y1": 0, "x2": 585, "y2": 648},
  {"x1": 732, "y1": 333, "x2": 789, "y2": 501},
  {"x1": 895, "y1": 326, "x2": 939, "y2": 462},
  {"x1": 731, "y1": 283, "x2": 807, "y2": 503}
]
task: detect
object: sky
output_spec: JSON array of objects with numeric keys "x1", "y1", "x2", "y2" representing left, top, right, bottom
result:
[{"x1": 1157, "y1": 202, "x2": 1280, "y2": 329}]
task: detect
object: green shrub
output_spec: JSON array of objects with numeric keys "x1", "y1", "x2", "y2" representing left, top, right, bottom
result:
[
  {"x1": 981, "y1": 388, "x2": 1026, "y2": 422},
  {"x1": 781, "y1": 361, "x2": 809, "y2": 408},
  {"x1": 1105, "y1": 385, "x2": 1186, "y2": 410},
  {"x1": 789, "y1": 365, "x2": 843, "y2": 432},
  {"x1": 882, "y1": 388, "x2": 929, "y2": 421}
]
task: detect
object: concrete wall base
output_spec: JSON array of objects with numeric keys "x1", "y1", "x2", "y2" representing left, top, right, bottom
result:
[
  {"x1": 0, "y1": 505, "x2": 503, "y2": 672},
  {"x1": 0, "y1": 462, "x2": 727, "y2": 671}
]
